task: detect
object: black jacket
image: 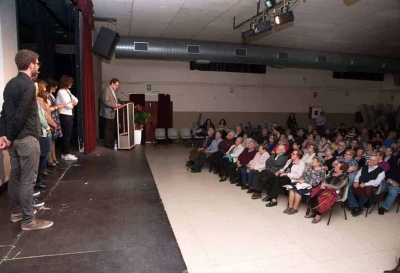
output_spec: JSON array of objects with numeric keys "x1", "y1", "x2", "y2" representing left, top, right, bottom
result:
[{"x1": 0, "y1": 72, "x2": 38, "y2": 141}]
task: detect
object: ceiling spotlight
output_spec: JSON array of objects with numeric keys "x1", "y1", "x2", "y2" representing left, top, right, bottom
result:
[
  {"x1": 274, "y1": 11, "x2": 294, "y2": 25},
  {"x1": 255, "y1": 20, "x2": 272, "y2": 34},
  {"x1": 241, "y1": 28, "x2": 256, "y2": 39},
  {"x1": 265, "y1": 0, "x2": 277, "y2": 9}
]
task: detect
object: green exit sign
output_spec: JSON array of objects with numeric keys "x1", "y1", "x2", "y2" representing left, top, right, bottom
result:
[{"x1": 147, "y1": 84, "x2": 151, "y2": 91}]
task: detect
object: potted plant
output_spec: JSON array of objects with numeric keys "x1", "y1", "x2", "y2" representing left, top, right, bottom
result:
[{"x1": 134, "y1": 104, "x2": 152, "y2": 144}]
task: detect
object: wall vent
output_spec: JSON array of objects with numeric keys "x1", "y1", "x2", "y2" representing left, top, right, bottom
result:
[
  {"x1": 187, "y1": 45, "x2": 200, "y2": 54},
  {"x1": 277, "y1": 52, "x2": 289, "y2": 60},
  {"x1": 134, "y1": 42, "x2": 148, "y2": 51},
  {"x1": 235, "y1": 48, "x2": 247, "y2": 57}
]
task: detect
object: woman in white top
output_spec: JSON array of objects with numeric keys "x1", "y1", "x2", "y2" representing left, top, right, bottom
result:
[
  {"x1": 302, "y1": 144, "x2": 318, "y2": 168},
  {"x1": 219, "y1": 137, "x2": 245, "y2": 182},
  {"x1": 241, "y1": 144, "x2": 270, "y2": 191},
  {"x1": 56, "y1": 75, "x2": 79, "y2": 161}
]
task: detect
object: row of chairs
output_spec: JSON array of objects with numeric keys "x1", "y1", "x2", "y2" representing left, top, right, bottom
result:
[{"x1": 155, "y1": 128, "x2": 195, "y2": 142}]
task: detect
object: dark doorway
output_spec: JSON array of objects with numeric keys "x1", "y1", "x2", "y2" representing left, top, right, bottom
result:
[{"x1": 145, "y1": 102, "x2": 158, "y2": 143}]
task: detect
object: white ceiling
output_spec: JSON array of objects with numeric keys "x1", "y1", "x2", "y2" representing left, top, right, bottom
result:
[{"x1": 92, "y1": 0, "x2": 400, "y2": 58}]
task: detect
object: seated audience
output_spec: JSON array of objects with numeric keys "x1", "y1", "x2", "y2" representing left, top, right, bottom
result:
[
  {"x1": 270, "y1": 137, "x2": 289, "y2": 154},
  {"x1": 294, "y1": 128, "x2": 306, "y2": 144},
  {"x1": 234, "y1": 125, "x2": 244, "y2": 138},
  {"x1": 348, "y1": 139, "x2": 359, "y2": 152},
  {"x1": 334, "y1": 123, "x2": 347, "y2": 138},
  {"x1": 191, "y1": 131, "x2": 223, "y2": 173},
  {"x1": 217, "y1": 119, "x2": 228, "y2": 131},
  {"x1": 266, "y1": 134, "x2": 278, "y2": 152},
  {"x1": 199, "y1": 118, "x2": 215, "y2": 136},
  {"x1": 306, "y1": 162, "x2": 349, "y2": 223},
  {"x1": 330, "y1": 135, "x2": 344, "y2": 151},
  {"x1": 285, "y1": 141, "x2": 299, "y2": 157},
  {"x1": 322, "y1": 147, "x2": 336, "y2": 172},
  {"x1": 218, "y1": 137, "x2": 244, "y2": 182},
  {"x1": 324, "y1": 128, "x2": 333, "y2": 141},
  {"x1": 360, "y1": 128, "x2": 369, "y2": 147},
  {"x1": 302, "y1": 144, "x2": 317, "y2": 168},
  {"x1": 363, "y1": 142, "x2": 375, "y2": 164},
  {"x1": 232, "y1": 140, "x2": 257, "y2": 185},
  {"x1": 284, "y1": 157, "x2": 325, "y2": 215},
  {"x1": 256, "y1": 128, "x2": 269, "y2": 145},
  {"x1": 344, "y1": 127, "x2": 357, "y2": 142},
  {"x1": 333, "y1": 149, "x2": 358, "y2": 184},
  {"x1": 379, "y1": 165, "x2": 400, "y2": 215},
  {"x1": 317, "y1": 134, "x2": 331, "y2": 156},
  {"x1": 241, "y1": 144, "x2": 270, "y2": 191},
  {"x1": 302, "y1": 134, "x2": 315, "y2": 151},
  {"x1": 376, "y1": 150, "x2": 390, "y2": 173},
  {"x1": 264, "y1": 149, "x2": 305, "y2": 207},
  {"x1": 382, "y1": 131, "x2": 396, "y2": 148},
  {"x1": 354, "y1": 147, "x2": 366, "y2": 169},
  {"x1": 208, "y1": 130, "x2": 235, "y2": 173},
  {"x1": 270, "y1": 126, "x2": 280, "y2": 138},
  {"x1": 251, "y1": 145, "x2": 288, "y2": 199},
  {"x1": 347, "y1": 155, "x2": 385, "y2": 217},
  {"x1": 312, "y1": 129, "x2": 321, "y2": 145},
  {"x1": 333, "y1": 141, "x2": 347, "y2": 158},
  {"x1": 284, "y1": 129, "x2": 293, "y2": 144},
  {"x1": 186, "y1": 128, "x2": 215, "y2": 166},
  {"x1": 371, "y1": 132, "x2": 383, "y2": 145},
  {"x1": 384, "y1": 147, "x2": 398, "y2": 172},
  {"x1": 241, "y1": 132, "x2": 250, "y2": 147}
]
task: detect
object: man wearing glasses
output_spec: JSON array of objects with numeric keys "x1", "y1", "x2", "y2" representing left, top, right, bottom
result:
[
  {"x1": 347, "y1": 155, "x2": 384, "y2": 217},
  {"x1": 0, "y1": 50, "x2": 53, "y2": 230},
  {"x1": 333, "y1": 141, "x2": 347, "y2": 158},
  {"x1": 332, "y1": 149, "x2": 358, "y2": 185}
]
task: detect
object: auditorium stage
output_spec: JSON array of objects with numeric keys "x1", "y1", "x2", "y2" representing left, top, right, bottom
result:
[{"x1": 0, "y1": 146, "x2": 186, "y2": 273}]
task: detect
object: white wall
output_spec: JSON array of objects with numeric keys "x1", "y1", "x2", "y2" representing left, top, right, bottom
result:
[
  {"x1": 102, "y1": 59, "x2": 400, "y2": 114},
  {"x1": 0, "y1": 0, "x2": 18, "y2": 111}
]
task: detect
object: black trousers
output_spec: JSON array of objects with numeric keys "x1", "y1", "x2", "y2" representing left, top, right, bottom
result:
[
  {"x1": 252, "y1": 170, "x2": 275, "y2": 192},
  {"x1": 268, "y1": 175, "x2": 292, "y2": 199},
  {"x1": 59, "y1": 114, "x2": 74, "y2": 155},
  {"x1": 208, "y1": 151, "x2": 223, "y2": 170},
  {"x1": 232, "y1": 165, "x2": 247, "y2": 185},
  {"x1": 104, "y1": 117, "x2": 116, "y2": 147}
]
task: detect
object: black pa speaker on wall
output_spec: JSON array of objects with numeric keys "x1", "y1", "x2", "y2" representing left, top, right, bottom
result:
[{"x1": 92, "y1": 26, "x2": 120, "y2": 60}]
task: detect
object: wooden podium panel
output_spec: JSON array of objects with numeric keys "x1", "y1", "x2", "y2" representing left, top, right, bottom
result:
[{"x1": 116, "y1": 102, "x2": 135, "y2": 149}]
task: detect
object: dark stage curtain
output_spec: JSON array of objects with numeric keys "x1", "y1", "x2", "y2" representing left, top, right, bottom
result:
[
  {"x1": 73, "y1": 0, "x2": 96, "y2": 153},
  {"x1": 130, "y1": 94, "x2": 145, "y2": 144},
  {"x1": 158, "y1": 94, "x2": 172, "y2": 129}
]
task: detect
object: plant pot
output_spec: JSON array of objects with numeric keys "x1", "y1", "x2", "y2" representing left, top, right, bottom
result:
[{"x1": 134, "y1": 130, "x2": 142, "y2": 145}]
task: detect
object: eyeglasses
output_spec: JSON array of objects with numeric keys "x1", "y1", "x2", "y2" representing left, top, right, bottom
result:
[
  {"x1": 291, "y1": 153, "x2": 297, "y2": 156},
  {"x1": 345, "y1": 153, "x2": 351, "y2": 155}
]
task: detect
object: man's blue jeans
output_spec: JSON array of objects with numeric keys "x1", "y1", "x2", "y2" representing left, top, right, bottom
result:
[{"x1": 381, "y1": 180, "x2": 400, "y2": 211}]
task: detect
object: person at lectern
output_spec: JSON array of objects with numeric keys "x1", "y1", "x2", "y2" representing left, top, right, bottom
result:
[{"x1": 100, "y1": 78, "x2": 121, "y2": 148}]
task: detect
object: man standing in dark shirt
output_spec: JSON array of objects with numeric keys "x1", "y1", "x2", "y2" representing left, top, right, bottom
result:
[{"x1": 0, "y1": 49, "x2": 53, "y2": 231}]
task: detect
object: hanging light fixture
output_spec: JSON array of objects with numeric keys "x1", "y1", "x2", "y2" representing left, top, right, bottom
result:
[{"x1": 274, "y1": 11, "x2": 294, "y2": 25}]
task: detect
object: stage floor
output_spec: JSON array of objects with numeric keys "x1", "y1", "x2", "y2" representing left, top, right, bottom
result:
[{"x1": 0, "y1": 146, "x2": 187, "y2": 273}]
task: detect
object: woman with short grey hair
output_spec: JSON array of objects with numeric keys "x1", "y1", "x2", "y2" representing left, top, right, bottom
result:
[
  {"x1": 323, "y1": 146, "x2": 336, "y2": 172},
  {"x1": 284, "y1": 157, "x2": 326, "y2": 215}
]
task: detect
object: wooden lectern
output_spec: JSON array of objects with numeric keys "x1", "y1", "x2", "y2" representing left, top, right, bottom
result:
[{"x1": 115, "y1": 102, "x2": 135, "y2": 149}]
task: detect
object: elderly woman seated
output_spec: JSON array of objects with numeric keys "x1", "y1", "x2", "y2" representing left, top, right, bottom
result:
[
  {"x1": 284, "y1": 157, "x2": 326, "y2": 215},
  {"x1": 317, "y1": 134, "x2": 331, "y2": 157},
  {"x1": 241, "y1": 144, "x2": 270, "y2": 191},
  {"x1": 270, "y1": 137, "x2": 289, "y2": 155},
  {"x1": 306, "y1": 162, "x2": 349, "y2": 223},
  {"x1": 302, "y1": 133, "x2": 315, "y2": 151},
  {"x1": 218, "y1": 137, "x2": 244, "y2": 182},
  {"x1": 302, "y1": 144, "x2": 318, "y2": 169},
  {"x1": 332, "y1": 149, "x2": 358, "y2": 185}
]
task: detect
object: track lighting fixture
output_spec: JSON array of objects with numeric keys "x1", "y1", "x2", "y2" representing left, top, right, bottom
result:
[{"x1": 274, "y1": 11, "x2": 294, "y2": 25}]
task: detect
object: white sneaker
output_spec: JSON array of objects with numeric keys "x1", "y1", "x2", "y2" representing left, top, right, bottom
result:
[
  {"x1": 63, "y1": 154, "x2": 78, "y2": 161},
  {"x1": 33, "y1": 190, "x2": 40, "y2": 197}
]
